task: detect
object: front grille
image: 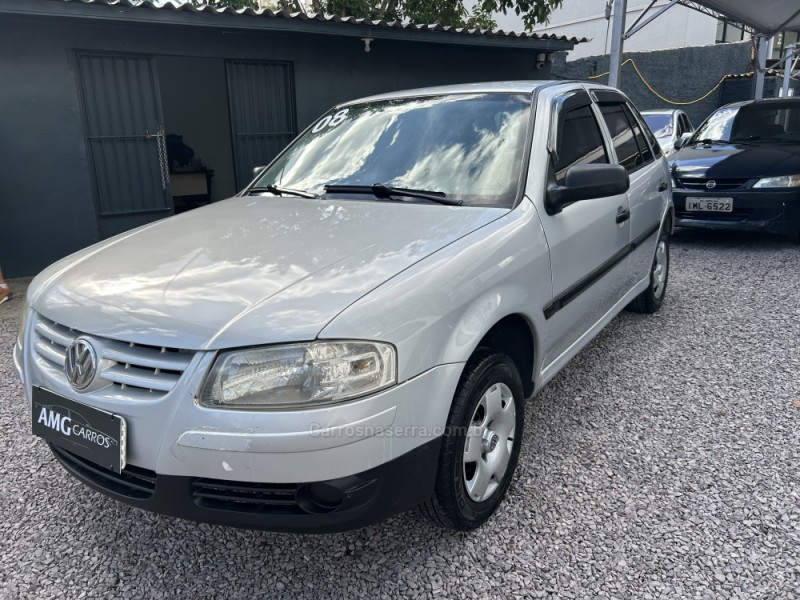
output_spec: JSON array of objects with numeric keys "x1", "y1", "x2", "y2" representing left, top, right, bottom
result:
[
  {"x1": 677, "y1": 178, "x2": 751, "y2": 191},
  {"x1": 51, "y1": 444, "x2": 156, "y2": 500},
  {"x1": 191, "y1": 479, "x2": 303, "y2": 515},
  {"x1": 33, "y1": 314, "x2": 193, "y2": 401}
]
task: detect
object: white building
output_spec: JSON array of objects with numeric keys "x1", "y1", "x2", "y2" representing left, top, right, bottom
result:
[{"x1": 525, "y1": 0, "x2": 753, "y2": 59}]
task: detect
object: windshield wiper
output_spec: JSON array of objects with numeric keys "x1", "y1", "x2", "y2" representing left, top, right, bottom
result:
[
  {"x1": 693, "y1": 138, "x2": 734, "y2": 146},
  {"x1": 324, "y1": 183, "x2": 463, "y2": 206},
  {"x1": 248, "y1": 184, "x2": 318, "y2": 199}
]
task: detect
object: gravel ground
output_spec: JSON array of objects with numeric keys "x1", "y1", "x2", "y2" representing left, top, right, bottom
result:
[{"x1": 1, "y1": 230, "x2": 798, "y2": 599}]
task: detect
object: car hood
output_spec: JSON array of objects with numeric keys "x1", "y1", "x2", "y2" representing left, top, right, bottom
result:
[
  {"x1": 31, "y1": 196, "x2": 505, "y2": 350},
  {"x1": 670, "y1": 142, "x2": 800, "y2": 179}
]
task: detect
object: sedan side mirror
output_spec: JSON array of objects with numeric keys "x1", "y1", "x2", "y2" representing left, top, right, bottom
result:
[
  {"x1": 674, "y1": 132, "x2": 692, "y2": 150},
  {"x1": 252, "y1": 166, "x2": 266, "y2": 179},
  {"x1": 546, "y1": 164, "x2": 630, "y2": 214}
]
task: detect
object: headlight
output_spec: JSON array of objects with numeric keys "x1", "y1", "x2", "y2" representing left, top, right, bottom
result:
[
  {"x1": 753, "y1": 175, "x2": 800, "y2": 188},
  {"x1": 199, "y1": 341, "x2": 396, "y2": 410}
]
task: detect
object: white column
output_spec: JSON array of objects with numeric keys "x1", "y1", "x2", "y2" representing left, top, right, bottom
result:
[
  {"x1": 754, "y1": 35, "x2": 772, "y2": 99},
  {"x1": 781, "y1": 44, "x2": 795, "y2": 97},
  {"x1": 608, "y1": 0, "x2": 628, "y2": 89}
]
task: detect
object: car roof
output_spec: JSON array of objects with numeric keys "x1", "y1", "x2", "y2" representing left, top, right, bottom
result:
[
  {"x1": 342, "y1": 80, "x2": 601, "y2": 105},
  {"x1": 720, "y1": 97, "x2": 800, "y2": 110}
]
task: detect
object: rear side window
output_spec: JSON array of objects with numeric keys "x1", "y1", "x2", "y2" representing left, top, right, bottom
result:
[
  {"x1": 553, "y1": 105, "x2": 609, "y2": 184},
  {"x1": 623, "y1": 104, "x2": 655, "y2": 164},
  {"x1": 599, "y1": 104, "x2": 641, "y2": 171}
]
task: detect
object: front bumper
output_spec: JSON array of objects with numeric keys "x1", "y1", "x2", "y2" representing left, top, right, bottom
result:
[
  {"x1": 673, "y1": 189, "x2": 800, "y2": 236},
  {"x1": 50, "y1": 437, "x2": 442, "y2": 532},
  {"x1": 50, "y1": 438, "x2": 442, "y2": 533}
]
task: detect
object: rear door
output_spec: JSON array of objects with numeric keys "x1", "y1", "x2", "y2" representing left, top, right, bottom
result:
[
  {"x1": 75, "y1": 52, "x2": 172, "y2": 239},
  {"x1": 536, "y1": 89, "x2": 632, "y2": 368},
  {"x1": 225, "y1": 60, "x2": 297, "y2": 190},
  {"x1": 595, "y1": 93, "x2": 668, "y2": 290}
]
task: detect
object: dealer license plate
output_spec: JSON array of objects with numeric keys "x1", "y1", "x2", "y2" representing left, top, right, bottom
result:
[
  {"x1": 32, "y1": 387, "x2": 127, "y2": 473},
  {"x1": 685, "y1": 197, "x2": 733, "y2": 212}
]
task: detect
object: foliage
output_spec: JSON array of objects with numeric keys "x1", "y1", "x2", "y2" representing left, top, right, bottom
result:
[
  {"x1": 190, "y1": 0, "x2": 260, "y2": 9},
  {"x1": 190, "y1": 0, "x2": 563, "y2": 30}
]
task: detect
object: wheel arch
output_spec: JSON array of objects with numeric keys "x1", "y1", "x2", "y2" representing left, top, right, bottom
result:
[{"x1": 471, "y1": 313, "x2": 537, "y2": 398}]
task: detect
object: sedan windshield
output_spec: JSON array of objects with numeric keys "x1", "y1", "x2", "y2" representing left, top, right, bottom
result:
[
  {"x1": 643, "y1": 114, "x2": 673, "y2": 138},
  {"x1": 691, "y1": 101, "x2": 800, "y2": 144},
  {"x1": 252, "y1": 93, "x2": 532, "y2": 207}
]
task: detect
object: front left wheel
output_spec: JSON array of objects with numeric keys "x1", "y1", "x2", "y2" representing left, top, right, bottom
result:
[{"x1": 420, "y1": 350, "x2": 524, "y2": 530}]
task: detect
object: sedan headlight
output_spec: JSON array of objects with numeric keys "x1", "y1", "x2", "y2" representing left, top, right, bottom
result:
[
  {"x1": 753, "y1": 175, "x2": 800, "y2": 188},
  {"x1": 199, "y1": 341, "x2": 396, "y2": 410}
]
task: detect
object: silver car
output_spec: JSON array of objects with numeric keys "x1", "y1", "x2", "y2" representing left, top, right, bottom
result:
[
  {"x1": 641, "y1": 109, "x2": 694, "y2": 156},
  {"x1": 15, "y1": 82, "x2": 673, "y2": 532}
]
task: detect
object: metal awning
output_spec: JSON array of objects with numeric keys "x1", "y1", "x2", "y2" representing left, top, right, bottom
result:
[
  {"x1": 607, "y1": 0, "x2": 800, "y2": 99},
  {"x1": 683, "y1": 1, "x2": 800, "y2": 34}
]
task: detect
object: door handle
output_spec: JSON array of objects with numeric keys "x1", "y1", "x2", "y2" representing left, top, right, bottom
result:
[
  {"x1": 616, "y1": 207, "x2": 631, "y2": 224},
  {"x1": 658, "y1": 181, "x2": 668, "y2": 192}
]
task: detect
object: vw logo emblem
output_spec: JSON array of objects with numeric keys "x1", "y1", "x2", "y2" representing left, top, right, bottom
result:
[
  {"x1": 706, "y1": 180, "x2": 717, "y2": 189},
  {"x1": 65, "y1": 338, "x2": 97, "y2": 391}
]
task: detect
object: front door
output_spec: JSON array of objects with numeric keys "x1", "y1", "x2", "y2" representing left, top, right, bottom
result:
[{"x1": 75, "y1": 52, "x2": 172, "y2": 239}]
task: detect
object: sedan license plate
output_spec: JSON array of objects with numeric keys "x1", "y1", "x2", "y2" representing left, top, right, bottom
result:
[
  {"x1": 685, "y1": 197, "x2": 733, "y2": 212},
  {"x1": 32, "y1": 387, "x2": 127, "y2": 473}
]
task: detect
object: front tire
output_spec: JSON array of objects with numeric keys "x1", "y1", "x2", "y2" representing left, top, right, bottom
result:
[
  {"x1": 420, "y1": 350, "x2": 524, "y2": 530},
  {"x1": 628, "y1": 228, "x2": 669, "y2": 314}
]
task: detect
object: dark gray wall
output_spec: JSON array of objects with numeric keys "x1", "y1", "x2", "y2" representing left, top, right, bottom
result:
[
  {"x1": 0, "y1": 15, "x2": 551, "y2": 277},
  {"x1": 552, "y1": 41, "x2": 752, "y2": 126}
]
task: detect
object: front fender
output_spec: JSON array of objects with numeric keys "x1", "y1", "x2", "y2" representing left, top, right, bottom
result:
[{"x1": 318, "y1": 199, "x2": 552, "y2": 385}]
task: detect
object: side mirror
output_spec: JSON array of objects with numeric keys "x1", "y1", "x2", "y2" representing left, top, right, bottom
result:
[
  {"x1": 252, "y1": 166, "x2": 266, "y2": 179},
  {"x1": 674, "y1": 132, "x2": 692, "y2": 150},
  {"x1": 546, "y1": 164, "x2": 629, "y2": 214}
]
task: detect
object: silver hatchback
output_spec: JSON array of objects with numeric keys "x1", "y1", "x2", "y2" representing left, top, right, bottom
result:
[{"x1": 15, "y1": 81, "x2": 672, "y2": 532}]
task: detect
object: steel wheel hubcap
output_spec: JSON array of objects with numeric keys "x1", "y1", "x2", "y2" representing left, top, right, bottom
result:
[
  {"x1": 652, "y1": 240, "x2": 667, "y2": 298},
  {"x1": 463, "y1": 382, "x2": 516, "y2": 503}
]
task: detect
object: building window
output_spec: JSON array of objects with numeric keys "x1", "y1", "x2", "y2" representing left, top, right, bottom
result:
[
  {"x1": 773, "y1": 31, "x2": 800, "y2": 60},
  {"x1": 716, "y1": 20, "x2": 747, "y2": 43}
]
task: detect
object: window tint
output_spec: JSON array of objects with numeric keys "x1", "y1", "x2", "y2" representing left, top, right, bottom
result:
[
  {"x1": 553, "y1": 105, "x2": 609, "y2": 184},
  {"x1": 638, "y1": 111, "x2": 663, "y2": 158},
  {"x1": 623, "y1": 104, "x2": 655, "y2": 164},
  {"x1": 599, "y1": 104, "x2": 642, "y2": 171}
]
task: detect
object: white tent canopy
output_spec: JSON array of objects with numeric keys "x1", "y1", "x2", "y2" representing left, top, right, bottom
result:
[{"x1": 687, "y1": 0, "x2": 800, "y2": 34}]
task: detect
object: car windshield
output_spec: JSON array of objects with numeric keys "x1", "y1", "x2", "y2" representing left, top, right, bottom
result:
[
  {"x1": 691, "y1": 102, "x2": 800, "y2": 143},
  {"x1": 643, "y1": 114, "x2": 673, "y2": 138},
  {"x1": 252, "y1": 93, "x2": 532, "y2": 207}
]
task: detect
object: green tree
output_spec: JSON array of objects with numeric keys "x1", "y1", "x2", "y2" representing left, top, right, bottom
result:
[
  {"x1": 191, "y1": 0, "x2": 563, "y2": 31},
  {"x1": 191, "y1": 0, "x2": 259, "y2": 9}
]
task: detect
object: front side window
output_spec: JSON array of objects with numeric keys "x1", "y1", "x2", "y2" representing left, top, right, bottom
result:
[
  {"x1": 553, "y1": 105, "x2": 609, "y2": 184},
  {"x1": 253, "y1": 93, "x2": 533, "y2": 207}
]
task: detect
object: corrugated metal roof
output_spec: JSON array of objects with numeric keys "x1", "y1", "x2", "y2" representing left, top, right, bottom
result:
[{"x1": 42, "y1": 0, "x2": 586, "y2": 45}]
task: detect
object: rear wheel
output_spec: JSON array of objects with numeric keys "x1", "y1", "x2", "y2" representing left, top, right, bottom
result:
[
  {"x1": 420, "y1": 350, "x2": 524, "y2": 530},
  {"x1": 628, "y1": 228, "x2": 669, "y2": 314}
]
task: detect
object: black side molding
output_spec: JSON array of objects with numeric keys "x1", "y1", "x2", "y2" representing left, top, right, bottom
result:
[{"x1": 543, "y1": 222, "x2": 661, "y2": 319}]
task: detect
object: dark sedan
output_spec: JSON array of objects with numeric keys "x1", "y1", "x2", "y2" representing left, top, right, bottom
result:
[{"x1": 670, "y1": 98, "x2": 800, "y2": 239}]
